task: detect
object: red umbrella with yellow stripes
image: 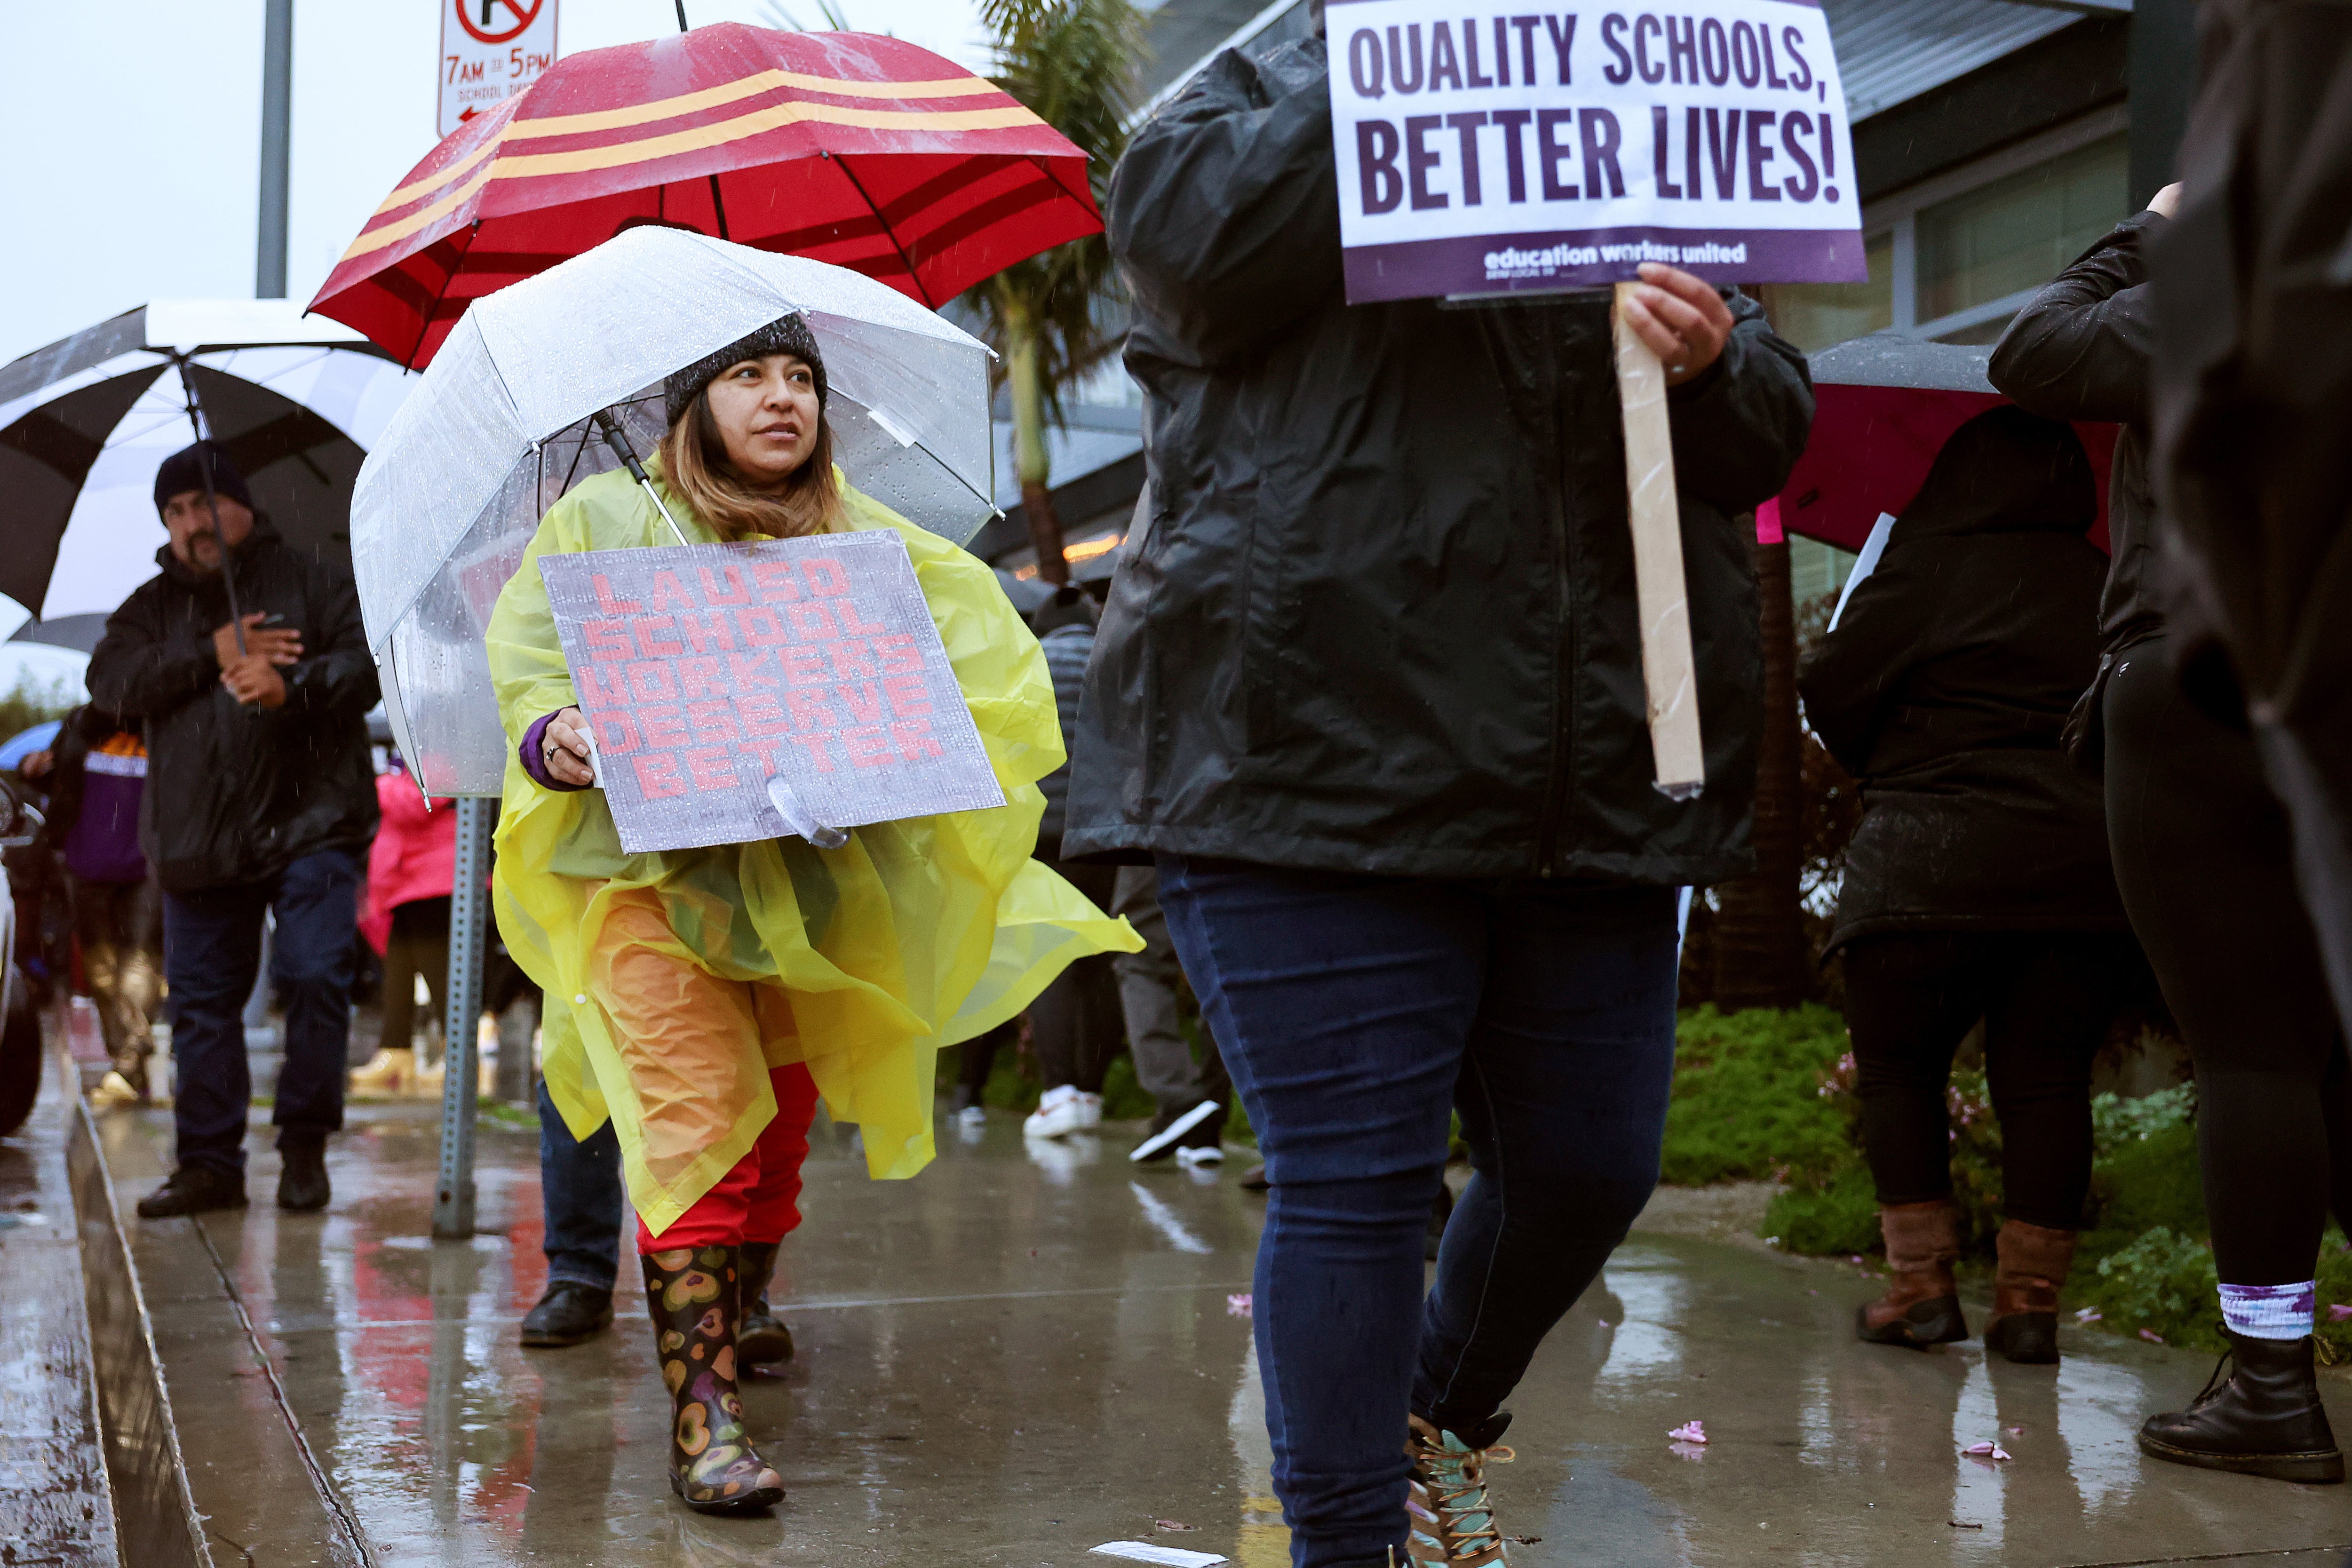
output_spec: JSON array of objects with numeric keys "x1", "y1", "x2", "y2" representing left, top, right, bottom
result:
[{"x1": 310, "y1": 24, "x2": 1100, "y2": 368}]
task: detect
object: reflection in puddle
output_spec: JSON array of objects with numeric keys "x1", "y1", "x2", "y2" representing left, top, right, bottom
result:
[
  {"x1": 1131, "y1": 1181, "x2": 1215, "y2": 1255},
  {"x1": 1597, "y1": 1251, "x2": 1688, "y2": 1387},
  {"x1": 1948, "y1": 1356, "x2": 2004, "y2": 1550},
  {"x1": 1229, "y1": 1339, "x2": 1290, "y2": 1568}
]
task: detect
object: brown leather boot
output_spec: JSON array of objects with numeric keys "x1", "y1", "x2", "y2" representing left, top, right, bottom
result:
[
  {"x1": 1983, "y1": 1219, "x2": 2075, "y2": 1364},
  {"x1": 1856, "y1": 1200, "x2": 1967, "y2": 1348}
]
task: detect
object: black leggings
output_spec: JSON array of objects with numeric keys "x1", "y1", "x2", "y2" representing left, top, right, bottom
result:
[
  {"x1": 2106, "y1": 636, "x2": 2352, "y2": 1285},
  {"x1": 1845, "y1": 930, "x2": 2141, "y2": 1231}
]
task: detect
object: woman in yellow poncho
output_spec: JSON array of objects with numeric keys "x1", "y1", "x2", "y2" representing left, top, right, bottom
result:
[{"x1": 486, "y1": 315, "x2": 1136, "y2": 1514}]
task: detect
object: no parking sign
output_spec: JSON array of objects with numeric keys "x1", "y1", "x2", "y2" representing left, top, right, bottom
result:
[{"x1": 439, "y1": 0, "x2": 560, "y2": 138}]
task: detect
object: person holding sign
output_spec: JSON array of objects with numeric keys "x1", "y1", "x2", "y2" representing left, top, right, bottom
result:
[
  {"x1": 486, "y1": 316, "x2": 1136, "y2": 1515},
  {"x1": 1065, "y1": 14, "x2": 1812, "y2": 1567}
]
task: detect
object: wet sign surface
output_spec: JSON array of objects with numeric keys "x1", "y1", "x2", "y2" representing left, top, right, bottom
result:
[
  {"x1": 540, "y1": 532, "x2": 1004, "y2": 855},
  {"x1": 1327, "y1": 0, "x2": 1863, "y2": 301}
]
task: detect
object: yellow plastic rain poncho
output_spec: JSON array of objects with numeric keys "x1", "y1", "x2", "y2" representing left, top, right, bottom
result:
[{"x1": 486, "y1": 460, "x2": 1138, "y2": 1235}]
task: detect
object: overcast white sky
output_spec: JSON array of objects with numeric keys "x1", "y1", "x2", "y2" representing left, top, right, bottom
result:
[{"x1": 0, "y1": 0, "x2": 994, "y2": 366}]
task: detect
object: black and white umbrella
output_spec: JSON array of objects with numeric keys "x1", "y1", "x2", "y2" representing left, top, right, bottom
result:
[{"x1": 0, "y1": 301, "x2": 416, "y2": 624}]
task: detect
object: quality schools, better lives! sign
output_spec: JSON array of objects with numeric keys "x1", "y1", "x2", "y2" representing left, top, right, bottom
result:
[
  {"x1": 539, "y1": 532, "x2": 1004, "y2": 856},
  {"x1": 1330, "y1": 0, "x2": 1863, "y2": 301}
]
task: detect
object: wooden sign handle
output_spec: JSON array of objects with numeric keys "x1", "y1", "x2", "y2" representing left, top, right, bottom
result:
[{"x1": 1612, "y1": 281, "x2": 1707, "y2": 801}]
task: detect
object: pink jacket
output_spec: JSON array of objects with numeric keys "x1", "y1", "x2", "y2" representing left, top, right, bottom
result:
[{"x1": 361, "y1": 772, "x2": 456, "y2": 954}]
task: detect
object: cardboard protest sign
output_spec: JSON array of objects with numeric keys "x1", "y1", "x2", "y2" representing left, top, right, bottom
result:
[
  {"x1": 538, "y1": 531, "x2": 1005, "y2": 855},
  {"x1": 1328, "y1": 0, "x2": 1863, "y2": 303}
]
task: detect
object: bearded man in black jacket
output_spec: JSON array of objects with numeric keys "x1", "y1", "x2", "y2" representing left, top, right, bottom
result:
[
  {"x1": 91, "y1": 442, "x2": 380, "y2": 1218},
  {"x1": 1062, "y1": 23, "x2": 1812, "y2": 1567}
]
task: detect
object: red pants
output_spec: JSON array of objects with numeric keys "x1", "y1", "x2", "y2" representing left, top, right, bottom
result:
[{"x1": 635, "y1": 1063, "x2": 821, "y2": 1253}]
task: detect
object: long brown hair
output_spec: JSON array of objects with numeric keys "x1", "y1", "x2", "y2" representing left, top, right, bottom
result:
[{"x1": 656, "y1": 386, "x2": 843, "y2": 541}]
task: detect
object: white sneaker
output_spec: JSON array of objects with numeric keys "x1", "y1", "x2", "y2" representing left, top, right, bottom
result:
[
  {"x1": 1074, "y1": 1091, "x2": 1103, "y2": 1129},
  {"x1": 955, "y1": 1105, "x2": 987, "y2": 1129},
  {"x1": 1024, "y1": 1083, "x2": 1089, "y2": 1139},
  {"x1": 1175, "y1": 1143, "x2": 1225, "y2": 1168}
]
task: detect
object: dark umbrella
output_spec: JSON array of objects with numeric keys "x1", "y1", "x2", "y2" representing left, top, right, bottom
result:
[
  {"x1": 1769, "y1": 334, "x2": 2120, "y2": 554},
  {"x1": 0, "y1": 303, "x2": 411, "y2": 621}
]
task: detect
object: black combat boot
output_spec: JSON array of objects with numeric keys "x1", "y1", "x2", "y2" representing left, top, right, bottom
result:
[{"x1": 2138, "y1": 1329, "x2": 2345, "y2": 1484}]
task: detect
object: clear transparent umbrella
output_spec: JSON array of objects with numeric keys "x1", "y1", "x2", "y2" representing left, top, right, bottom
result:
[{"x1": 351, "y1": 226, "x2": 996, "y2": 797}]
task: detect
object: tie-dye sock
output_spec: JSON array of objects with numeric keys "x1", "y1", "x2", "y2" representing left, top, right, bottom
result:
[{"x1": 2219, "y1": 1280, "x2": 2316, "y2": 1340}]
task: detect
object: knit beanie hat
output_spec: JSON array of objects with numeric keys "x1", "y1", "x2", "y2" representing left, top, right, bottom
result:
[
  {"x1": 153, "y1": 440, "x2": 254, "y2": 515},
  {"x1": 665, "y1": 314, "x2": 829, "y2": 428}
]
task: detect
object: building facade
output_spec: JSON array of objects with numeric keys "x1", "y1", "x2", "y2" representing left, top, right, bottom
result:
[{"x1": 989, "y1": 0, "x2": 2185, "y2": 602}]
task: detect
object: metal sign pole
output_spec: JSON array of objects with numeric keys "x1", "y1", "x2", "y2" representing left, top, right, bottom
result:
[{"x1": 431, "y1": 796, "x2": 494, "y2": 1240}]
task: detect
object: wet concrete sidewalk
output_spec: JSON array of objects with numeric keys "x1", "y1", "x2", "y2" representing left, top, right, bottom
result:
[{"x1": 92, "y1": 1102, "x2": 2352, "y2": 1567}]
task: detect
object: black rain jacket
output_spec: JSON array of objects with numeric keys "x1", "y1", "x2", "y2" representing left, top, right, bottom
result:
[
  {"x1": 86, "y1": 525, "x2": 379, "y2": 893},
  {"x1": 1798, "y1": 408, "x2": 2126, "y2": 950},
  {"x1": 1989, "y1": 210, "x2": 2168, "y2": 650},
  {"x1": 1061, "y1": 37, "x2": 1815, "y2": 882}
]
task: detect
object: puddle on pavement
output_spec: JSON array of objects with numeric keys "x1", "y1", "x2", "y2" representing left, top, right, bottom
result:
[{"x1": 95, "y1": 1102, "x2": 2352, "y2": 1568}]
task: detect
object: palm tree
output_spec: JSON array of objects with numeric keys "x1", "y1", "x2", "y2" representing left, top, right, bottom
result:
[
  {"x1": 967, "y1": 0, "x2": 1142, "y2": 585},
  {"x1": 1709, "y1": 530, "x2": 1810, "y2": 1009}
]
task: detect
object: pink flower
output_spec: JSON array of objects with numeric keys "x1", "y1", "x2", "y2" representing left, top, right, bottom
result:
[
  {"x1": 1667, "y1": 1421, "x2": 1708, "y2": 1445},
  {"x1": 1226, "y1": 1294, "x2": 1253, "y2": 1318},
  {"x1": 2329, "y1": 1304, "x2": 2352, "y2": 1322},
  {"x1": 2074, "y1": 1307, "x2": 2102, "y2": 1323},
  {"x1": 2139, "y1": 1329, "x2": 2165, "y2": 1345},
  {"x1": 1961, "y1": 1441, "x2": 2012, "y2": 1462}
]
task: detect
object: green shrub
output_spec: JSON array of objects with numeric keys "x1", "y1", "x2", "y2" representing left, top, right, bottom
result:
[
  {"x1": 2314, "y1": 1234, "x2": 2352, "y2": 1361},
  {"x1": 1940, "y1": 1064, "x2": 2007, "y2": 1251},
  {"x1": 2076, "y1": 1227, "x2": 2224, "y2": 1352},
  {"x1": 2092, "y1": 1083, "x2": 2198, "y2": 1161},
  {"x1": 1764, "y1": 1162, "x2": 1880, "y2": 1257},
  {"x1": 1661, "y1": 1004, "x2": 1852, "y2": 1185},
  {"x1": 2086, "y1": 1121, "x2": 2207, "y2": 1242}
]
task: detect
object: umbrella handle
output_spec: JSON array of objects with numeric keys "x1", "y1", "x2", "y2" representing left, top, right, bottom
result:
[
  {"x1": 176, "y1": 359, "x2": 248, "y2": 658},
  {"x1": 591, "y1": 410, "x2": 691, "y2": 546}
]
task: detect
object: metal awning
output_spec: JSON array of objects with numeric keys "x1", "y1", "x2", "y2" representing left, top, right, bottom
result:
[{"x1": 1130, "y1": 0, "x2": 2126, "y2": 128}]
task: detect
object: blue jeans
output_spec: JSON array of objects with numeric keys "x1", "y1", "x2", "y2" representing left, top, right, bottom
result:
[
  {"x1": 539, "y1": 1078, "x2": 624, "y2": 1292},
  {"x1": 1157, "y1": 855, "x2": 1679, "y2": 1568},
  {"x1": 164, "y1": 849, "x2": 361, "y2": 1176}
]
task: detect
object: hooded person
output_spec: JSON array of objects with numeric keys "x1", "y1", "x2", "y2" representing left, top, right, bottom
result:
[
  {"x1": 485, "y1": 314, "x2": 1137, "y2": 1515},
  {"x1": 90, "y1": 440, "x2": 380, "y2": 1219},
  {"x1": 1799, "y1": 406, "x2": 2140, "y2": 1365}
]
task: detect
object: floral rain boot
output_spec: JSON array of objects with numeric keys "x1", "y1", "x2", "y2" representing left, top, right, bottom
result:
[
  {"x1": 736, "y1": 1240, "x2": 795, "y2": 1365},
  {"x1": 641, "y1": 1245, "x2": 785, "y2": 1513},
  {"x1": 1405, "y1": 1413, "x2": 1515, "y2": 1565},
  {"x1": 1855, "y1": 1199, "x2": 1968, "y2": 1348}
]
